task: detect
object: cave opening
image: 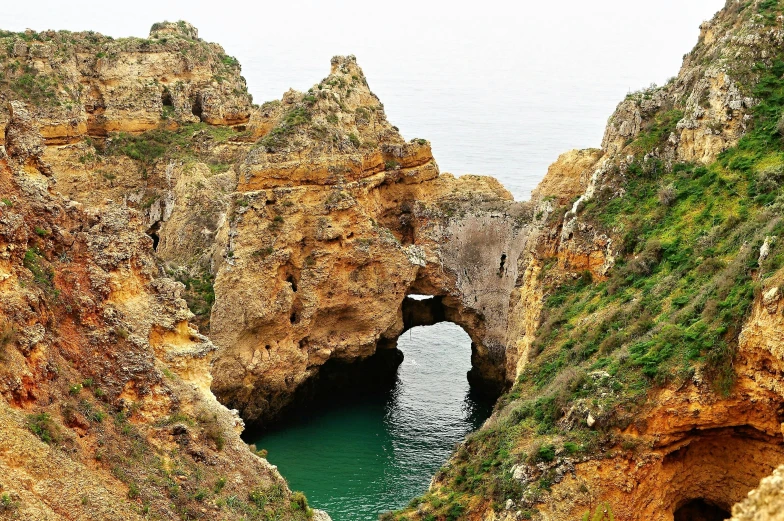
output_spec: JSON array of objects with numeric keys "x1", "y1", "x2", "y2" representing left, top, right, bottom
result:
[
  {"x1": 146, "y1": 222, "x2": 161, "y2": 251},
  {"x1": 673, "y1": 499, "x2": 730, "y2": 521},
  {"x1": 191, "y1": 95, "x2": 204, "y2": 121},
  {"x1": 161, "y1": 88, "x2": 174, "y2": 107}
]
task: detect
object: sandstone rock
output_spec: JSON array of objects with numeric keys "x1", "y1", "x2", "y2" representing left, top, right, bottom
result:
[
  {"x1": 530, "y1": 148, "x2": 603, "y2": 207},
  {"x1": 731, "y1": 465, "x2": 784, "y2": 521}
]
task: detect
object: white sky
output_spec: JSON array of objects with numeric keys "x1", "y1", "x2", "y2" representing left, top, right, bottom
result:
[{"x1": 5, "y1": 0, "x2": 728, "y2": 197}]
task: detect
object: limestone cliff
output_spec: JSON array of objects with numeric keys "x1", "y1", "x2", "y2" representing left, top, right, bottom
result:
[
  {"x1": 0, "y1": 43, "x2": 316, "y2": 521},
  {"x1": 393, "y1": 1, "x2": 784, "y2": 520},
  {"x1": 4, "y1": 4, "x2": 784, "y2": 521},
  {"x1": 209, "y1": 55, "x2": 531, "y2": 422}
]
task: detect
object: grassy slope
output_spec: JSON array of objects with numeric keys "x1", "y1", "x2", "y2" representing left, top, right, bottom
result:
[{"x1": 393, "y1": 2, "x2": 784, "y2": 519}]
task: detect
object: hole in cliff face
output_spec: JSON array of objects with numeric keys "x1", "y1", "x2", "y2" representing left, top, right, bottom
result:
[
  {"x1": 498, "y1": 253, "x2": 507, "y2": 277},
  {"x1": 674, "y1": 499, "x2": 730, "y2": 521},
  {"x1": 146, "y1": 222, "x2": 161, "y2": 251},
  {"x1": 287, "y1": 274, "x2": 298, "y2": 292},
  {"x1": 402, "y1": 294, "x2": 504, "y2": 399},
  {"x1": 191, "y1": 95, "x2": 204, "y2": 121},
  {"x1": 161, "y1": 88, "x2": 174, "y2": 107}
]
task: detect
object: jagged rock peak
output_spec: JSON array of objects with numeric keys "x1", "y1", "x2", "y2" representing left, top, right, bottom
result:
[
  {"x1": 149, "y1": 20, "x2": 199, "y2": 40},
  {"x1": 330, "y1": 55, "x2": 365, "y2": 79}
]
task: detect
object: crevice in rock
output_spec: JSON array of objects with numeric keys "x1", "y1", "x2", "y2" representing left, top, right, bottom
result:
[
  {"x1": 161, "y1": 88, "x2": 174, "y2": 107},
  {"x1": 287, "y1": 274, "x2": 298, "y2": 292},
  {"x1": 191, "y1": 94, "x2": 204, "y2": 121},
  {"x1": 146, "y1": 222, "x2": 161, "y2": 251}
]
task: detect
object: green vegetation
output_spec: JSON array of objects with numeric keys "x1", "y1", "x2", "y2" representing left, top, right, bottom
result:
[
  {"x1": 258, "y1": 106, "x2": 312, "y2": 152},
  {"x1": 27, "y1": 412, "x2": 60, "y2": 445},
  {"x1": 174, "y1": 270, "x2": 215, "y2": 331},
  {"x1": 627, "y1": 109, "x2": 683, "y2": 156},
  {"x1": 221, "y1": 55, "x2": 240, "y2": 69},
  {"x1": 106, "y1": 122, "x2": 239, "y2": 165},
  {"x1": 396, "y1": 7, "x2": 784, "y2": 519},
  {"x1": 583, "y1": 504, "x2": 614, "y2": 521},
  {"x1": 23, "y1": 247, "x2": 54, "y2": 289},
  {"x1": 0, "y1": 493, "x2": 16, "y2": 512},
  {"x1": 7, "y1": 70, "x2": 59, "y2": 104}
]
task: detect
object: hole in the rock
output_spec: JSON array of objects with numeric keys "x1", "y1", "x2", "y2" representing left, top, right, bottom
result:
[
  {"x1": 287, "y1": 275, "x2": 298, "y2": 292},
  {"x1": 146, "y1": 222, "x2": 161, "y2": 251},
  {"x1": 674, "y1": 499, "x2": 730, "y2": 521},
  {"x1": 191, "y1": 95, "x2": 204, "y2": 121},
  {"x1": 498, "y1": 253, "x2": 507, "y2": 277},
  {"x1": 161, "y1": 88, "x2": 174, "y2": 107}
]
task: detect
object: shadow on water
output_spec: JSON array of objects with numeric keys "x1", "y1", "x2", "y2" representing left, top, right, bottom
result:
[{"x1": 246, "y1": 323, "x2": 496, "y2": 521}]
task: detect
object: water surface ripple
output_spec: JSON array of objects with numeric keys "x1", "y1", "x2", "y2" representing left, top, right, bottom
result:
[{"x1": 252, "y1": 323, "x2": 493, "y2": 521}]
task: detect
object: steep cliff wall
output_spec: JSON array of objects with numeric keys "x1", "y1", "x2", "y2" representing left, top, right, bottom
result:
[
  {"x1": 396, "y1": 1, "x2": 784, "y2": 520},
  {"x1": 0, "y1": 68, "x2": 317, "y2": 521},
  {"x1": 4, "y1": 5, "x2": 784, "y2": 520},
  {"x1": 208, "y1": 56, "x2": 534, "y2": 422}
]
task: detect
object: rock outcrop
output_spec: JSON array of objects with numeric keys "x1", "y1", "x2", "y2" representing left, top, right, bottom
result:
[
  {"x1": 4, "y1": 4, "x2": 784, "y2": 521},
  {"x1": 0, "y1": 22, "x2": 251, "y2": 144},
  {"x1": 209, "y1": 56, "x2": 532, "y2": 422},
  {"x1": 0, "y1": 69, "x2": 316, "y2": 521},
  {"x1": 396, "y1": 1, "x2": 784, "y2": 520}
]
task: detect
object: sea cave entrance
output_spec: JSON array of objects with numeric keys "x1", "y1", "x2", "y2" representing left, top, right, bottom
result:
[{"x1": 247, "y1": 295, "x2": 495, "y2": 520}]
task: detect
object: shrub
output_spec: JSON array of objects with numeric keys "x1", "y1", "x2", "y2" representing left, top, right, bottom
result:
[
  {"x1": 528, "y1": 443, "x2": 555, "y2": 464},
  {"x1": 290, "y1": 491, "x2": 309, "y2": 511},
  {"x1": 248, "y1": 488, "x2": 267, "y2": 508},
  {"x1": 27, "y1": 413, "x2": 60, "y2": 445},
  {"x1": 758, "y1": 164, "x2": 784, "y2": 191},
  {"x1": 214, "y1": 477, "x2": 227, "y2": 494},
  {"x1": 776, "y1": 113, "x2": 784, "y2": 136},
  {"x1": 199, "y1": 414, "x2": 225, "y2": 451},
  {"x1": 127, "y1": 483, "x2": 140, "y2": 500},
  {"x1": 658, "y1": 184, "x2": 677, "y2": 205},
  {"x1": 0, "y1": 493, "x2": 16, "y2": 511}
]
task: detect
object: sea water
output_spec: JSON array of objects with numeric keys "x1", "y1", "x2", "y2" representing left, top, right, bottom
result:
[{"x1": 251, "y1": 323, "x2": 493, "y2": 520}]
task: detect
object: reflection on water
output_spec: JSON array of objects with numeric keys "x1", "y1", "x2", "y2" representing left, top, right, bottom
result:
[{"x1": 251, "y1": 323, "x2": 493, "y2": 521}]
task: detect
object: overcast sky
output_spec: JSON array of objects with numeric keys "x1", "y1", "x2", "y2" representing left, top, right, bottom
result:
[{"x1": 5, "y1": 0, "x2": 728, "y2": 197}]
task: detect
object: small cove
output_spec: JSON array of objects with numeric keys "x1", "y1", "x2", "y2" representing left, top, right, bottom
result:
[{"x1": 249, "y1": 322, "x2": 494, "y2": 520}]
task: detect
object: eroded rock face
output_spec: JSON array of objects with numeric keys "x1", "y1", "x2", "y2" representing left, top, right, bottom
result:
[
  {"x1": 209, "y1": 56, "x2": 535, "y2": 423},
  {"x1": 0, "y1": 23, "x2": 251, "y2": 144},
  {"x1": 6, "y1": 9, "x2": 784, "y2": 521},
  {"x1": 0, "y1": 77, "x2": 315, "y2": 521}
]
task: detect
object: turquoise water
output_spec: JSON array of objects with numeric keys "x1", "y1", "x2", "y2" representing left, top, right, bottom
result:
[{"x1": 251, "y1": 323, "x2": 493, "y2": 521}]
